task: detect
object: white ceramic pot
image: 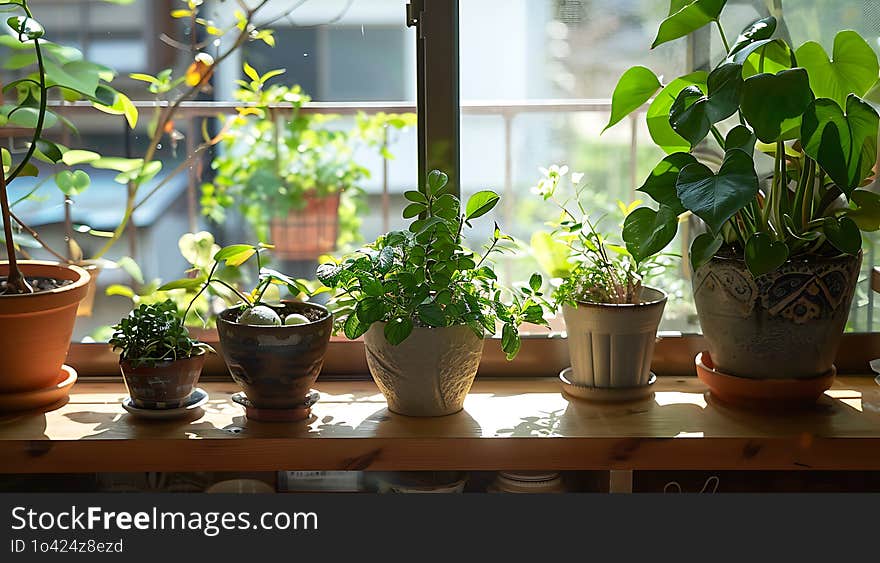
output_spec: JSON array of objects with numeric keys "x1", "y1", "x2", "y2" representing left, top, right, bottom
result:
[
  {"x1": 364, "y1": 323, "x2": 484, "y2": 416},
  {"x1": 562, "y1": 286, "x2": 667, "y2": 388}
]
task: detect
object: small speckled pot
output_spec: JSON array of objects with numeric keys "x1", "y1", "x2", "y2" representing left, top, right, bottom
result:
[
  {"x1": 364, "y1": 323, "x2": 484, "y2": 417},
  {"x1": 217, "y1": 302, "x2": 333, "y2": 409},
  {"x1": 119, "y1": 350, "x2": 206, "y2": 409}
]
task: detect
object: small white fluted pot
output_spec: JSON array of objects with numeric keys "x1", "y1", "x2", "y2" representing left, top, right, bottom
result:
[{"x1": 562, "y1": 287, "x2": 667, "y2": 388}]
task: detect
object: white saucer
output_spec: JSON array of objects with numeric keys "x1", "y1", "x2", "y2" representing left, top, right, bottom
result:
[
  {"x1": 122, "y1": 388, "x2": 209, "y2": 419},
  {"x1": 559, "y1": 367, "x2": 656, "y2": 402}
]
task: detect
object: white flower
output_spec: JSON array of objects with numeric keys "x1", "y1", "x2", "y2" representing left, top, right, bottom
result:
[{"x1": 571, "y1": 172, "x2": 584, "y2": 185}]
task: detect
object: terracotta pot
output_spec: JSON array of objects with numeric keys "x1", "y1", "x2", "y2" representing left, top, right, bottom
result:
[
  {"x1": 692, "y1": 252, "x2": 861, "y2": 379},
  {"x1": 364, "y1": 323, "x2": 484, "y2": 417},
  {"x1": 216, "y1": 301, "x2": 333, "y2": 409},
  {"x1": 562, "y1": 287, "x2": 667, "y2": 388},
  {"x1": 0, "y1": 261, "x2": 90, "y2": 394},
  {"x1": 270, "y1": 192, "x2": 341, "y2": 260},
  {"x1": 119, "y1": 350, "x2": 206, "y2": 409}
]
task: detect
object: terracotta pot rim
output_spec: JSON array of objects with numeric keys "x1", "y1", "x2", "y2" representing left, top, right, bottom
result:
[
  {"x1": 218, "y1": 302, "x2": 332, "y2": 329},
  {"x1": 569, "y1": 286, "x2": 667, "y2": 309},
  {"x1": 0, "y1": 260, "x2": 91, "y2": 299},
  {"x1": 119, "y1": 348, "x2": 208, "y2": 370}
]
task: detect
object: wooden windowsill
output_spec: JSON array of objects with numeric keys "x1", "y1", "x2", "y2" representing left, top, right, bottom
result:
[{"x1": 2, "y1": 377, "x2": 880, "y2": 474}]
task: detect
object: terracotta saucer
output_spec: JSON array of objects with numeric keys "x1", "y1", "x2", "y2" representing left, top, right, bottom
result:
[
  {"x1": 559, "y1": 367, "x2": 656, "y2": 402},
  {"x1": 232, "y1": 390, "x2": 320, "y2": 422},
  {"x1": 695, "y1": 352, "x2": 835, "y2": 410},
  {"x1": 0, "y1": 365, "x2": 77, "y2": 413}
]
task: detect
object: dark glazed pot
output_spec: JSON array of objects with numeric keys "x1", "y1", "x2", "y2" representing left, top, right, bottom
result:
[
  {"x1": 120, "y1": 350, "x2": 206, "y2": 409},
  {"x1": 692, "y1": 251, "x2": 861, "y2": 379},
  {"x1": 217, "y1": 302, "x2": 332, "y2": 409}
]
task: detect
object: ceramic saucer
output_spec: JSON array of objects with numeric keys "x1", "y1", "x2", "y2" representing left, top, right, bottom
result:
[
  {"x1": 559, "y1": 367, "x2": 656, "y2": 402},
  {"x1": 231, "y1": 390, "x2": 320, "y2": 422},
  {"x1": 0, "y1": 365, "x2": 77, "y2": 413},
  {"x1": 122, "y1": 388, "x2": 209, "y2": 419}
]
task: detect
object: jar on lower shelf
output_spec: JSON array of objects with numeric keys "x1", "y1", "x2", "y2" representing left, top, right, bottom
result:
[{"x1": 488, "y1": 471, "x2": 566, "y2": 493}]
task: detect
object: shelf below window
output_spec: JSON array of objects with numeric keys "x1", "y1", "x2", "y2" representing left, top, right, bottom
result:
[{"x1": 2, "y1": 377, "x2": 880, "y2": 474}]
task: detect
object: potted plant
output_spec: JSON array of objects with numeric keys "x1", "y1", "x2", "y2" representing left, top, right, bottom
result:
[
  {"x1": 201, "y1": 65, "x2": 416, "y2": 259},
  {"x1": 0, "y1": 1, "x2": 135, "y2": 412},
  {"x1": 607, "y1": 5, "x2": 879, "y2": 403},
  {"x1": 530, "y1": 165, "x2": 668, "y2": 400},
  {"x1": 110, "y1": 299, "x2": 212, "y2": 413},
  {"x1": 317, "y1": 170, "x2": 549, "y2": 417},
  {"x1": 161, "y1": 243, "x2": 333, "y2": 420}
]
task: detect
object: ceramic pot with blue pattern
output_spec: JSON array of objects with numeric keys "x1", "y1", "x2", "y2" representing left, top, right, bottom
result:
[{"x1": 692, "y1": 251, "x2": 861, "y2": 379}]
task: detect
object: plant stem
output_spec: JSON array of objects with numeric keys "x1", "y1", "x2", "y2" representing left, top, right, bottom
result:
[
  {"x1": 714, "y1": 20, "x2": 731, "y2": 54},
  {"x1": 0, "y1": 171, "x2": 32, "y2": 293},
  {"x1": 710, "y1": 126, "x2": 726, "y2": 150}
]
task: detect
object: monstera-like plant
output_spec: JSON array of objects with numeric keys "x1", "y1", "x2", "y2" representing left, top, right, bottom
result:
[{"x1": 606, "y1": 1, "x2": 880, "y2": 393}]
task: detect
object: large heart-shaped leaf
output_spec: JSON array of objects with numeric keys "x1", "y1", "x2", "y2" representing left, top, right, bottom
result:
[
  {"x1": 724, "y1": 124, "x2": 757, "y2": 154},
  {"x1": 736, "y1": 39, "x2": 793, "y2": 79},
  {"x1": 844, "y1": 189, "x2": 880, "y2": 231},
  {"x1": 729, "y1": 16, "x2": 777, "y2": 55},
  {"x1": 652, "y1": 0, "x2": 727, "y2": 49},
  {"x1": 604, "y1": 66, "x2": 661, "y2": 132},
  {"x1": 637, "y1": 152, "x2": 695, "y2": 213},
  {"x1": 824, "y1": 216, "x2": 862, "y2": 255},
  {"x1": 646, "y1": 71, "x2": 708, "y2": 154},
  {"x1": 622, "y1": 205, "x2": 679, "y2": 263},
  {"x1": 669, "y1": 63, "x2": 743, "y2": 146},
  {"x1": 796, "y1": 30, "x2": 879, "y2": 108},
  {"x1": 675, "y1": 148, "x2": 758, "y2": 233},
  {"x1": 741, "y1": 68, "x2": 814, "y2": 143},
  {"x1": 801, "y1": 95, "x2": 879, "y2": 194},
  {"x1": 745, "y1": 232, "x2": 789, "y2": 276}
]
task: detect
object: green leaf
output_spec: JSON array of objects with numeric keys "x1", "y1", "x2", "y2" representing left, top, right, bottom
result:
[
  {"x1": 404, "y1": 190, "x2": 427, "y2": 204},
  {"x1": 744, "y1": 233, "x2": 789, "y2": 276},
  {"x1": 603, "y1": 66, "x2": 661, "y2": 132},
  {"x1": 675, "y1": 149, "x2": 758, "y2": 234},
  {"x1": 501, "y1": 323, "x2": 521, "y2": 360},
  {"x1": 61, "y1": 149, "x2": 100, "y2": 166},
  {"x1": 465, "y1": 190, "x2": 500, "y2": 220},
  {"x1": 402, "y1": 202, "x2": 426, "y2": 219},
  {"x1": 724, "y1": 124, "x2": 756, "y2": 154},
  {"x1": 384, "y1": 316, "x2": 413, "y2": 345},
  {"x1": 243, "y1": 62, "x2": 260, "y2": 83},
  {"x1": 530, "y1": 231, "x2": 574, "y2": 278},
  {"x1": 689, "y1": 232, "x2": 723, "y2": 271},
  {"x1": 528, "y1": 273, "x2": 542, "y2": 292},
  {"x1": 637, "y1": 152, "x2": 695, "y2": 214},
  {"x1": 105, "y1": 284, "x2": 135, "y2": 299},
  {"x1": 355, "y1": 297, "x2": 386, "y2": 324},
  {"x1": 740, "y1": 39, "x2": 793, "y2": 79},
  {"x1": 343, "y1": 313, "x2": 370, "y2": 340},
  {"x1": 417, "y1": 303, "x2": 446, "y2": 327},
  {"x1": 729, "y1": 16, "x2": 777, "y2": 55},
  {"x1": 844, "y1": 189, "x2": 880, "y2": 231},
  {"x1": 158, "y1": 277, "x2": 207, "y2": 291},
  {"x1": 36, "y1": 139, "x2": 63, "y2": 163},
  {"x1": 652, "y1": 0, "x2": 727, "y2": 49},
  {"x1": 801, "y1": 95, "x2": 879, "y2": 194},
  {"x1": 426, "y1": 170, "x2": 448, "y2": 197},
  {"x1": 823, "y1": 216, "x2": 862, "y2": 255},
  {"x1": 668, "y1": 63, "x2": 743, "y2": 147},
  {"x1": 646, "y1": 71, "x2": 708, "y2": 154},
  {"x1": 740, "y1": 68, "x2": 814, "y2": 143},
  {"x1": 214, "y1": 244, "x2": 257, "y2": 266},
  {"x1": 360, "y1": 276, "x2": 384, "y2": 297},
  {"x1": 795, "y1": 30, "x2": 879, "y2": 109},
  {"x1": 55, "y1": 170, "x2": 91, "y2": 196},
  {"x1": 622, "y1": 205, "x2": 679, "y2": 263}
]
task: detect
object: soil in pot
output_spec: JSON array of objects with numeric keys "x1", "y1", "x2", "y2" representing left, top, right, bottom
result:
[
  {"x1": 0, "y1": 276, "x2": 72, "y2": 293},
  {"x1": 0, "y1": 261, "x2": 90, "y2": 398},
  {"x1": 364, "y1": 323, "x2": 484, "y2": 417},
  {"x1": 692, "y1": 251, "x2": 860, "y2": 379},
  {"x1": 217, "y1": 301, "x2": 332, "y2": 410},
  {"x1": 119, "y1": 351, "x2": 207, "y2": 409}
]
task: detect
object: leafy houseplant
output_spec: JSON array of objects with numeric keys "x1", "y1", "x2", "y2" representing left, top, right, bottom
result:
[
  {"x1": 161, "y1": 243, "x2": 333, "y2": 417},
  {"x1": 110, "y1": 300, "x2": 212, "y2": 410},
  {"x1": 530, "y1": 165, "x2": 667, "y2": 393},
  {"x1": 201, "y1": 64, "x2": 416, "y2": 259},
  {"x1": 318, "y1": 170, "x2": 549, "y2": 416},
  {"x1": 607, "y1": 2, "x2": 879, "y2": 385},
  {"x1": 0, "y1": 0, "x2": 137, "y2": 412}
]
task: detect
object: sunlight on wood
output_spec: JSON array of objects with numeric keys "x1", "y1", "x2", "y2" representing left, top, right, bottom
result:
[{"x1": 654, "y1": 392, "x2": 707, "y2": 408}]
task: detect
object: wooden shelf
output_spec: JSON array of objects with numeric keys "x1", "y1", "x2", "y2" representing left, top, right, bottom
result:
[{"x1": 2, "y1": 377, "x2": 880, "y2": 473}]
